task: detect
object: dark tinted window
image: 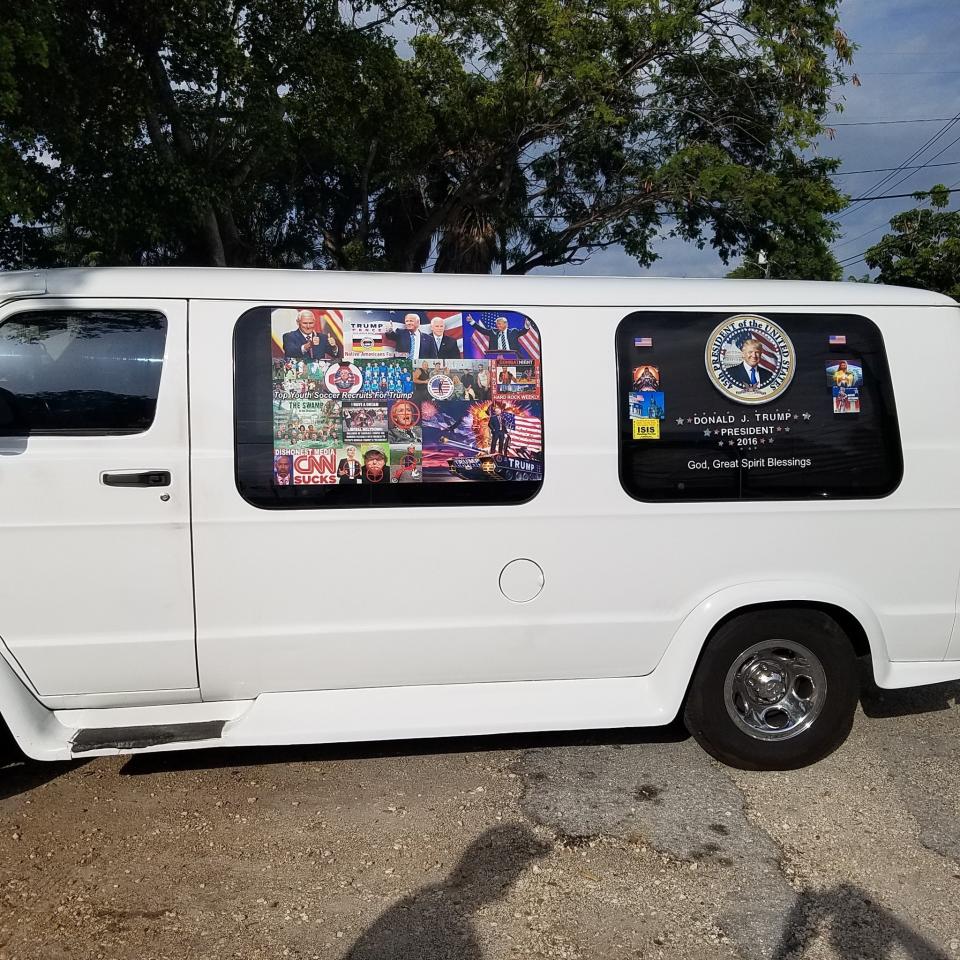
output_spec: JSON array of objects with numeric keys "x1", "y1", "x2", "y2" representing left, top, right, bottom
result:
[
  {"x1": 617, "y1": 311, "x2": 902, "y2": 501},
  {"x1": 234, "y1": 305, "x2": 544, "y2": 509},
  {"x1": 0, "y1": 309, "x2": 167, "y2": 435}
]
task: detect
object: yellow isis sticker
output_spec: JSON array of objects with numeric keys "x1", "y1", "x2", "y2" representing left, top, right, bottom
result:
[{"x1": 632, "y1": 418, "x2": 660, "y2": 440}]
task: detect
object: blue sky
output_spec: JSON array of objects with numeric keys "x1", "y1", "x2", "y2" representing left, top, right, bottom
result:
[{"x1": 536, "y1": 0, "x2": 960, "y2": 279}]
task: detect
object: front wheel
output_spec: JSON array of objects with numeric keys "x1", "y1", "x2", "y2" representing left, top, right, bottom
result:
[{"x1": 683, "y1": 609, "x2": 859, "y2": 770}]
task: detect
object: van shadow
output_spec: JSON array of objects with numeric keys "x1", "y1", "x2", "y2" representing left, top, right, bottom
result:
[
  {"x1": 118, "y1": 719, "x2": 691, "y2": 776},
  {"x1": 0, "y1": 755, "x2": 85, "y2": 801},
  {"x1": 858, "y1": 661, "x2": 960, "y2": 719},
  {"x1": 773, "y1": 883, "x2": 950, "y2": 960},
  {"x1": 341, "y1": 823, "x2": 550, "y2": 960}
]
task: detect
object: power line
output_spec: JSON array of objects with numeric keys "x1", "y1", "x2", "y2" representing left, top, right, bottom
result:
[
  {"x1": 846, "y1": 187, "x2": 960, "y2": 202},
  {"x1": 837, "y1": 176, "x2": 960, "y2": 267},
  {"x1": 855, "y1": 70, "x2": 960, "y2": 76},
  {"x1": 833, "y1": 222, "x2": 889, "y2": 250},
  {"x1": 833, "y1": 159, "x2": 960, "y2": 176},
  {"x1": 832, "y1": 112, "x2": 960, "y2": 221},
  {"x1": 845, "y1": 119, "x2": 960, "y2": 207},
  {"x1": 866, "y1": 130, "x2": 960, "y2": 200},
  {"x1": 857, "y1": 50, "x2": 960, "y2": 55},
  {"x1": 828, "y1": 117, "x2": 955, "y2": 126},
  {"x1": 833, "y1": 171, "x2": 960, "y2": 248}
]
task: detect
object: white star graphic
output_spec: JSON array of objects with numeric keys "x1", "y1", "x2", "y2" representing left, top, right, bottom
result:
[
  {"x1": 785, "y1": 426, "x2": 791, "y2": 433},
  {"x1": 675, "y1": 417, "x2": 684, "y2": 426},
  {"x1": 704, "y1": 428, "x2": 712, "y2": 437},
  {"x1": 802, "y1": 412, "x2": 812, "y2": 420}
]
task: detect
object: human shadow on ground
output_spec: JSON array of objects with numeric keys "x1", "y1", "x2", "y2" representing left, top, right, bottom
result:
[
  {"x1": 772, "y1": 883, "x2": 951, "y2": 960},
  {"x1": 341, "y1": 823, "x2": 550, "y2": 960},
  {"x1": 858, "y1": 659, "x2": 960, "y2": 719},
  {"x1": 119, "y1": 718, "x2": 690, "y2": 776}
]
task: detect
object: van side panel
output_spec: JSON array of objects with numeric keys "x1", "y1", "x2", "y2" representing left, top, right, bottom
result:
[
  {"x1": 188, "y1": 298, "x2": 959, "y2": 703},
  {"x1": 191, "y1": 299, "x2": 676, "y2": 700}
]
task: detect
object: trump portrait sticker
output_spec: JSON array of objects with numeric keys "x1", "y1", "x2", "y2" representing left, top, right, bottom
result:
[{"x1": 705, "y1": 314, "x2": 796, "y2": 405}]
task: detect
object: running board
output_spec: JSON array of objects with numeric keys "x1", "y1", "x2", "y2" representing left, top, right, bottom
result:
[
  {"x1": 48, "y1": 677, "x2": 678, "y2": 760},
  {"x1": 71, "y1": 720, "x2": 227, "y2": 754}
]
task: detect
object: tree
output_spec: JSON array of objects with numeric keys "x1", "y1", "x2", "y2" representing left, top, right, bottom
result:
[
  {"x1": 0, "y1": 0, "x2": 852, "y2": 273},
  {"x1": 726, "y1": 236, "x2": 842, "y2": 280},
  {"x1": 863, "y1": 185, "x2": 960, "y2": 300}
]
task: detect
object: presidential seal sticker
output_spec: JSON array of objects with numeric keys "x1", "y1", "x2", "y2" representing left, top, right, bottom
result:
[{"x1": 705, "y1": 315, "x2": 796, "y2": 405}]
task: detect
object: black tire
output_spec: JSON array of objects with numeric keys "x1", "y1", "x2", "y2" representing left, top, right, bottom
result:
[{"x1": 683, "y1": 608, "x2": 859, "y2": 770}]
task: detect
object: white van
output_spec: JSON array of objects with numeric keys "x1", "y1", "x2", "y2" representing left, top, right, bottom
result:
[{"x1": 1, "y1": 267, "x2": 958, "y2": 770}]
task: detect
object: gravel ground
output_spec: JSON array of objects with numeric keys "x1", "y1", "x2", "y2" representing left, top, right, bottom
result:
[{"x1": 1, "y1": 672, "x2": 958, "y2": 960}]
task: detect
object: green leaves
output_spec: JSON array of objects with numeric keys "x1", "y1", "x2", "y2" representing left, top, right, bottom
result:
[
  {"x1": 0, "y1": 0, "x2": 850, "y2": 273},
  {"x1": 864, "y1": 187, "x2": 960, "y2": 301}
]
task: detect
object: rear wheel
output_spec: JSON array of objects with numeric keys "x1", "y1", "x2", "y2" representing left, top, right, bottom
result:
[{"x1": 684, "y1": 609, "x2": 859, "y2": 770}]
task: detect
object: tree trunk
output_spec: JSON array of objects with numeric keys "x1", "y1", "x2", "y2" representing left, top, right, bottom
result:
[{"x1": 201, "y1": 205, "x2": 227, "y2": 266}]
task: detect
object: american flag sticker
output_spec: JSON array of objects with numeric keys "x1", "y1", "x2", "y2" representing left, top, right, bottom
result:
[
  {"x1": 634, "y1": 336, "x2": 653, "y2": 348},
  {"x1": 828, "y1": 335, "x2": 847, "y2": 345}
]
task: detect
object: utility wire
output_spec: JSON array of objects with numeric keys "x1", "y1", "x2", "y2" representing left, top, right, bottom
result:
[
  {"x1": 832, "y1": 112, "x2": 960, "y2": 221},
  {"x1": 836, "y1": 118, "x2": 960, "y2": 217},
  {"x1": 828, "y1": 117, "x2": 955, "y2": 126},
  {"x1": 833, "y1": 159, "x2": 960, "y2": 175},
  {"x1": 837, "y1": 115, "x2": 960, "y2": 213},
  {"x1": 831, "y1": 148, "x2": 960, "y2": 250},
  {"x1": 838, "y1": 176, "x2": 960, "y2": 267},
  {"x1": 855, "y1": 70, "x2": 960, "y2": 75},
  {"x1": 833, "y1": 222, "x2": 891, "y2": 251},
  {"x1": 846, "y1": 187, "x2": 960, "y2": 202},
  {"x1": 858, "y1": 130, "x2": 960, "y2": 202}
]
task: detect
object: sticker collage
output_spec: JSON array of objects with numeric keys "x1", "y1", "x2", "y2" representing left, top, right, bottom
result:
[
  {"x1": 628, "y1": 350, "x2": 665, "y2": 440},
  {"x1": 826, "y1": 357, "x2": 863, "y2": 414},
  {"x1": 626, "y1": 323, "x2": 864, "y2": 442},
  {"x1": 271, "y1": 307, "x2": 544, "y2": 485}
]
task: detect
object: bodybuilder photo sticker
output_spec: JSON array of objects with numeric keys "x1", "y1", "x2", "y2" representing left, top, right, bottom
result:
[
  {"x1": 833, "y1": 386, "x2": 861, "y2": 414},
  {"x1": 705, "y1": 314, "x2": 796, "y2": 405}
]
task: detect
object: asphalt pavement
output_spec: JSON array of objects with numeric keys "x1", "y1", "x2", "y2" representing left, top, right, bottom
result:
[{"x1": 1, "y1": 671, "x2": 958, "y2": 960}]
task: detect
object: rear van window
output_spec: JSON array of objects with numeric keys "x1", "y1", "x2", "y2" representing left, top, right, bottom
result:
[
  {"x1": 616, "y1": 311, "x2": 902, "y2": 501},
  {"x1": 234, "y1": 306, "x2": 544, "y2": 508},
  {"x1": 0, "y1": 309, "x2": 167, "y2": 435}
]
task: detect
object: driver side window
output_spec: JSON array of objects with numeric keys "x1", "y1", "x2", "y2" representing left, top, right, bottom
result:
[{"x1": 0, "y1": 308, "x2": 167, "y2": 435}]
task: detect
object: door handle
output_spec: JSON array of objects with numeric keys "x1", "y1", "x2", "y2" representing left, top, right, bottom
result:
[{"x1": 101, "y1": 470, "x2": 172, "y2": 488}]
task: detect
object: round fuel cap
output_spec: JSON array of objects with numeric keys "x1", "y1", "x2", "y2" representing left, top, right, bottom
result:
[{"x1": 499, "y1": 559, "x2": 544, "y2": 604}]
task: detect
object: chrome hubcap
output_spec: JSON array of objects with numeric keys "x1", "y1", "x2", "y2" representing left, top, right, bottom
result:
[{"x1": 724, "y1": 640, "x2": 827, "y2": 741}]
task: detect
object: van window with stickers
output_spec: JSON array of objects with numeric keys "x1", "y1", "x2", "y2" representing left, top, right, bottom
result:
[
  {"x1": 616, "y1": 312, "x2": 902, "y2": 501},
  {"x1": 235, "y1": 306, "x2": 544, "y2": 508}
]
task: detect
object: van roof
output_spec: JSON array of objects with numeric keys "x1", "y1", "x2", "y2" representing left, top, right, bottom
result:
[{"x1": 1, "y1": 267, "x2": 955, "y2": 309}]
